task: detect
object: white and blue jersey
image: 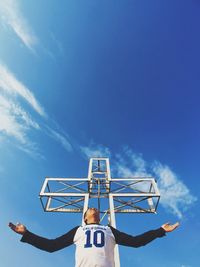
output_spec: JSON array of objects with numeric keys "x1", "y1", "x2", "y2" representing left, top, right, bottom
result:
[
  {"x1": 73, "y1": 224, "x2": 115, "y2": 267},
  {"x1": 21, "y1": 223, "x2": 166, "y2": 267}
]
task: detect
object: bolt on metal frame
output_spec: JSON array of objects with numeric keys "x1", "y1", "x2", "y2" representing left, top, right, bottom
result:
[{"x1": 39, "y1": 157, "x2": 160, "y2": 267}]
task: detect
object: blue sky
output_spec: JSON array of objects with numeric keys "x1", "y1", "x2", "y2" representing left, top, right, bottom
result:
[{"x1": 0, "y1": 1, "x2": 199, "y2": 266}]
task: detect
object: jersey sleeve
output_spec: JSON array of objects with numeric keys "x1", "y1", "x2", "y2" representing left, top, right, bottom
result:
[
  {"x1": 20, "y1": 226, "x2": 79, "y2": 253},
  {"x1": 109, "y1": 226, "x2": 166, "y2": 248}
]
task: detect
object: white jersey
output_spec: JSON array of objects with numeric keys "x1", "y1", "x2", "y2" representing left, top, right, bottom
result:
[
  {"x1": 73, "y1": 224, "x2": 116, "y2": 267},
  {"x1": 21, "y1": 223, "x2": 166, "y2": 267}
]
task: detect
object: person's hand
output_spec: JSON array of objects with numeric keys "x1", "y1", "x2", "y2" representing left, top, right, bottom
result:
[
  {"x1": 161, "y1": 222, "x2": 180, "y2": 232},
  {"x1": 8, "y1": 222, "x2": 27, "y2": 235}
]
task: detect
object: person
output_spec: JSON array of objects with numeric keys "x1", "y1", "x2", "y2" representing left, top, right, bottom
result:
[{"x1": 9, "y1": 207, "x2": 179, "y2": 267}]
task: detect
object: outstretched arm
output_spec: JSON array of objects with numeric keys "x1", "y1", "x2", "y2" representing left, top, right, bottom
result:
[
  {"x1": 9, "y1": 222, "x2": 79, "y2": 253},
  {"x1": 110, "y1": 222, "x2": 179, "y2": 248}
]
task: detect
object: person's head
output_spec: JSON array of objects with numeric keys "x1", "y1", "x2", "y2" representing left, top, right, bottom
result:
[{"x1": 84, "y1": 208, "x2": 100, "y2": 225}]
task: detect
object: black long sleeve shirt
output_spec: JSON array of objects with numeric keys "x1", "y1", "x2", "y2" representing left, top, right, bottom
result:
[{"x1": 21, "y1": 225, "x2": 166, "y2": 252}]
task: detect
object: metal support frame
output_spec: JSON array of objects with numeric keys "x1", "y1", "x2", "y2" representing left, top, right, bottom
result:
[{"x1": 39, "y1": 158, "x2": 160, "y2": 267}]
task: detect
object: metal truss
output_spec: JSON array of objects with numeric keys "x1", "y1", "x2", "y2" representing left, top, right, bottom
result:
[
  {"x1": 39, "y1": 157, "x2": 160, "y2": 267},
  {"x1": 39, "y1": 158, "x2": 160, "y2": 215},
  {"x1": 39, "y1": 178, "x2": 89, "y2": 213}
]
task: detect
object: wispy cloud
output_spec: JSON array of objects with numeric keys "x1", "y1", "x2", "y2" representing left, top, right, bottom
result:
[
  {"x1": 115, "y1": 147, "x2": 151, "y2": 177},
  {"x1": 152, "y1": 161, "x2": 197, "y2": 219},
  {"x1": 0, "y1": 93, "x2": 44, "y2": 158},
  {"x1": 0, "y1": 63, "x2": 73, "y2": 157},
  {"x1": 80, "y1": 142, "x2": 111, "y2": 159},
  {"x1": 45, "y1": 126, "x2": 72, "y2": 152},
  {"x1": 0, "y1": 0, "x2": 38, "y2": 51},
  {"x1": 39, "y1": 32, "x2": 64, "y2": 62},
  {"x1": 82, "y1": 144, "x2": 196, "y2": 218},
  {"x1": 0, "y1": 64, "x2": 45, "y2": 116},
  {"x1": 113, "y1": 147, "x2": 197, "y2": 218},
  {"x1": 0, "y1": 94, "x2": 39, "y2": 144},
  {"x1": 50, "y1": 32, "x2": 64, "y2": 55}
]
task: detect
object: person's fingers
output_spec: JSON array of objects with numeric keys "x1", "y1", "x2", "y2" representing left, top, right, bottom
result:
[
  {"x1": 9, "y1": 221, "x2": 27, "y2": 235},
  {"x1": 8, "y1": 222, "x2": 16, "y2": 230},
  {"x1": 9, "y1": 222, "x2": 26, "y2": 233},
  {"x1": 172, "y1": 222, "x2": 180, "y2": 229}
]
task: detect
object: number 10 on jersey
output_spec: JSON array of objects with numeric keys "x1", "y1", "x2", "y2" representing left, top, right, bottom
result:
[{"x1": 84, "y1": 230, "x2": 105, "y2": 248}]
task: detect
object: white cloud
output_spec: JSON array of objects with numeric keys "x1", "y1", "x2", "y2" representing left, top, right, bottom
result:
[
  {"x1": 0, "y1": 64, "x2": 45, "y2": 116},
  {"x1": 115, "y1": 163, "x2": 134, "y2": 177},
  {"x1": 0, "y1": 94, "x2": 39, "y2": 144},
  {"x1": 0, "y1": 0, "x2": 38, "y2": 51},
  {"x1": 0, "y1": 63, "x2": 43, "y2": 155},
  {"x1": 80, "y1": 144, "x2": 197, "y2": 217},
  {"x1": 50, "y1": 31, "x2": 64, "y2": 55},
  {"x1": 46, "y1": 126, "x2": 72, "y2": 152},
  {"x1": 152, "y1": 161, "x2": 197, "y2": 218},
  {"x1": 0, "y1": 93, "x2": 44, "y2": 158},
  {"x1": 0, "y1": 63, "x2": 73, "y2": 157},
  {"x1": 115, "y1": 147, "x2": 150, "y2": 177},
  {"x1": 80, "y1": 142, "x2": 111, "y2": 159},
  {"x1": 16, "y1": 141, "x2": 45, "y2": 160},
  {"x1": 113, "y1": 147, "x2": 197, "y2": 218}
]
